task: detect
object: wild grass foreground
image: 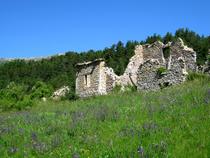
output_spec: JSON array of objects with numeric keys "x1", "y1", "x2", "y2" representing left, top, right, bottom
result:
[{"x1": 0, "y1": 78, "x2": 210, "y2": 157}]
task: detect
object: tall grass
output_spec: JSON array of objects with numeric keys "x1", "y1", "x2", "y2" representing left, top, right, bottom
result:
[{"x1": 0, "y1": 78, "x2": 209, "y2": 157}]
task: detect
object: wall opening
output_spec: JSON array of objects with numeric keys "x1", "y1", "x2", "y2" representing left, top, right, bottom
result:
[
  {"x1": 84, "y1": 74, "x2": 91, "y2": 87},
  {"x1": 163, "y1": 47, "x2": 171, "y2": 69},
  {"x1": 163, "y1": 47, "x2": 170, "y2": 59}
]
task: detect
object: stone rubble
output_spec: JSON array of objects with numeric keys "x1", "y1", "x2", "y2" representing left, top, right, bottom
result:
[{"x1": 52, "y1": 86, "x2": 70, "y2": 100}]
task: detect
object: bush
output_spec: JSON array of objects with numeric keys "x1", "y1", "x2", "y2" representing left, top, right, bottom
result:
[
  {"x1": 30, "y1": 81, "x2": 53, "y2": 99},
  {"x1": 16, "y1": 95, "x2": 33, "y2": 110},
  {"x1": 62, "y1": 91, "x2": 79, "y2": 101},
  {"x1": 111, "y1": 85, "x2": 122, "y2": 93},
  {"x1": 157, "y1": 67, "x2": 167, "y2": 77},
  {"x1": 0, "y1": 82, "x2": 32, "y2": 111},
  {"x1": 110, "y1": 84, "x2": 137, "y2": 94},
  {"x1": 4, "y1": 82, "x2": 27, "y2": 100},
  {"x1": 0, "y1": 98, "x2": 14, "y2": 111},
  {"x1": 123, "y1": 85, "x2": 137, "y2": 92}
]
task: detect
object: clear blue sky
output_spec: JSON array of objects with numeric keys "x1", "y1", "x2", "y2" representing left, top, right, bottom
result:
[{"x1": 0, "y1": 0, "x2": 209, "y2": 58}]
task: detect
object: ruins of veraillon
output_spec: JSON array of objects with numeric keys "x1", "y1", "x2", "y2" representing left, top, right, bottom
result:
[{"x1": 75, "y1": 38, "x2": 198, "y2": 98}]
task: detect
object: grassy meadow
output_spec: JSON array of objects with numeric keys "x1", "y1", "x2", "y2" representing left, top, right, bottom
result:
[{"x1": 0, "y1": 78, "x2": 210, "y2": 157}]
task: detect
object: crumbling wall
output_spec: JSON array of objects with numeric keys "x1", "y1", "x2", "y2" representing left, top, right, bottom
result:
[
  {"x1": 76, "y1": 38, "x2": 198, "y2": 97},
  {"x1": 137, "y1": 59, "x2": 162, "y2": 91},
  {"x1": 98, "y1": 61, "x2": 107, "y2": 95},
  {"x1": 118, "y1": 45, "x2": 144, "y2": 86},
  {"x1": 111, "y1": 41, "x2": 166, "y2": 88},
  {"x1": 170, "y1": 38, "x2": 197, "y2": 71},
  {"x1": 76, "y1": 61, "x2": 106, "y2": 97},
  {"x1": 137, "y1": 38, "x2": 194, "y2": 91},
  {"x1": 142, "y1": 41, "x2": 165, "y2": 64},
  {"x1": 161, "y1": 57, "x2": 187, "y2": 86},
  {"x1": 137, "y1": 57, "x2": 187, "y2": 91},
  {"x1": 103, "y1": 38, "x2": 197, "y2": 92},
  {"x1": 51, "y1": 86, "x2": 70, "y2": 100},
  {"x1": 106, "y1": 74, "x2": 114, "y2": 93}
]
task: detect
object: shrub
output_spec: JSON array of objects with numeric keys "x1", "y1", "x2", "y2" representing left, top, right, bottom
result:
[
  {"x1": 0, "y1": 97, "x2": 14, "y2": 111},
  {"x1": 111, "y1": 84, "x2": 137, "y2": 93},
  {"x1": 111, "y1": 85, "x2": 122, "y2": 93},
  {"x1": 30, "y1": 81, "x2": 53, "y2": 99},
  {"x1": 0, "y1": 82, "x2": 32, "y2": 111},
  {"x1": 123, "y1": 85, "x2": 137, "y2": 92},
  {"x1": 61, "y1": 91, "x2": 79, "y2": 101},
  {"x1": 4, "y1": 82, "x2": 27, "y2": 100},
  {"x1": 16, "y1": 95, "x2": 33, "y2": 110},
  {"x1": 157, "y1": 67, "x2": 167, "y2": 77}
]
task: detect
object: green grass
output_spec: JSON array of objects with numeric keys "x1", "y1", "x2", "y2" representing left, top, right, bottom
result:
[{"x1": 0, "y1": 79, "x2": 210, "y2": 158}]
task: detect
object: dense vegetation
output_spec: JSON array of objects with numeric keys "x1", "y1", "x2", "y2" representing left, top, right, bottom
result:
[
  {"x1": 0, "y1": 28, "x2": 209, "y2": 111},
  {"x1": 0, "y1": 78, "x2": 209, "y2": 157}
]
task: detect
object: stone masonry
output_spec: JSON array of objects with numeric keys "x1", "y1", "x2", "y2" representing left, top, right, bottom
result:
[
  {"x1": 76, "y1": 59, "x2": 105, "y2": 97},
  {"x1": 137, "y1": 38, "x2": 195, "y2": 91},
  {"x1": 76, "y1": 58, "x2": 114, "y2": 98},
  {"x1": 76, "y1": 38, "x2": 197, "y2": 97}
]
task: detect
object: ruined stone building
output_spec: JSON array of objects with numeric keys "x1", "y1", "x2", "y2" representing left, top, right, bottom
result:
[
  {"x1": 75, "y1": 59, "x2": 114, "y2": 98},
  {"x1": 137, "y1": 38, "x2": 196, "y2": 91},
  {"x1": 76, "y1": 38, "x2": 197, "y2": 97}
]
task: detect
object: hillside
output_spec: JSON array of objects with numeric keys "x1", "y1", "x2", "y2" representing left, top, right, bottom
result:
[
  {"x1": 0, "y1": 28, "x2": 209, "y2": 112},
  {"x1": 0, "y1": 78, "x2": 209, "y2": 157}
]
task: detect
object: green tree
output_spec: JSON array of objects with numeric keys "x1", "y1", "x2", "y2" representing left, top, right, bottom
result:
[
  {"x1": 146, "y1": 34, "x2": 162, "y2": 44},
  {"x1": 163, "y1": 32, "x2": 174, "y2": 44}
]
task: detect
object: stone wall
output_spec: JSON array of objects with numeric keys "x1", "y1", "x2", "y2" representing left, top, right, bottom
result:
[
  {"x1": 108, "y1": 38, "x2": 196, "y2": 90},
  {"x1": 170, "y1": 38, "x2": 196, "y2": 71},
  {"x1": 108, "y1": 41, "x2": 166, "y2": 88},
  {"x1": 106, "y1": 74, "x2": 114, "y2": 93},
  {"x1": 76, "y1": 60, "x2": 107, "y2": 98},
  {"x1": 142, "y1": 41, "x2": 165, "y2": 64},
  {"x1": 118, "y1": 45, "x2": 144, "y2": 86},
  {"x1": 161, "y1": 57, "x2": 187, "y2": 86},
  {"x1": 137, "y1": 57, "x2": 187, "y2": 91},
  {"x1": 137, "y1": 59, "x2": 162, "y2": 91},
  {"x1": 98, "y1": 61, "x2": 107, "y2": 95},
  {"x1": 137, "y1": 38, "x2": 194, "y2": 91}
]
